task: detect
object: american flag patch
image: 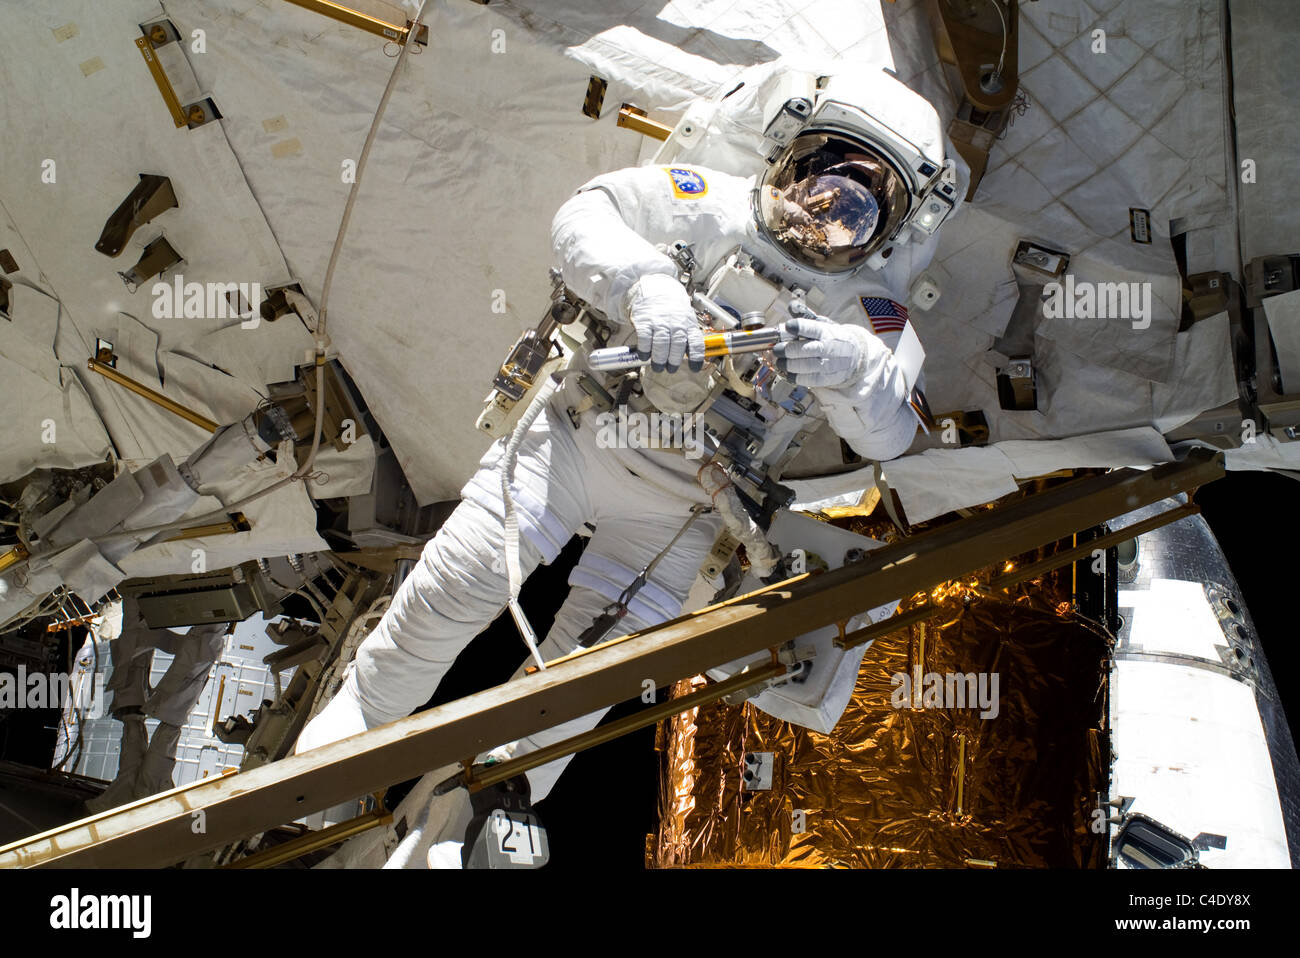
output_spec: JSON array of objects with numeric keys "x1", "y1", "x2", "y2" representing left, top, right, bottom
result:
[{"x1": 859, "y1": 296, "x2": 909, "y2": 334}]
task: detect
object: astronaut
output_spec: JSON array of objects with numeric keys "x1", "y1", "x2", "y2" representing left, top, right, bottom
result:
[
  {"x1": 85, "y1": 599, "x2": 228, "y2": 812},
  {"x1": 296, "y1": 65, "x2": 964, "y2": 809}
]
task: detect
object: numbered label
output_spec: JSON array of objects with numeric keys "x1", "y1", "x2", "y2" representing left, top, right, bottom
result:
[{"x1": 490, "y1": 809, "x2": 547, "y2": 866}]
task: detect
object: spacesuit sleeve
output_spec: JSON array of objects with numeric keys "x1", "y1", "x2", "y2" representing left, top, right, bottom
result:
[
  {"x1": 816, "y1": 315, "x2": 919, "y2": 462},
  {"x1": 550, "y1": 170, "x2": 680, "y2": 323},
  {"x1": 821, "y1": 149, "x2": 967, "y2": 460}
]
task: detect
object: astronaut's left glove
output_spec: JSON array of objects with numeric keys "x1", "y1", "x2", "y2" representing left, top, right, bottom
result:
[
  {"x1": 774, "y1": 314, "x2": 917, "y2": 461},
  {"x1": 773, "y1": 315, "x2": 875, "y2": 389}
]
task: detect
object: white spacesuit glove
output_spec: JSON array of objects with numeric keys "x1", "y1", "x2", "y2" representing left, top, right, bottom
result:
[
  {"x1": 774, "y1": 313, "x2": 917, "y2": 461},
  {"x1": 625, "y1": 272, "x2": 706, "y2": 373},
  {"x1": 773, "y1": 315, "x2": 874, "y2": 389}
]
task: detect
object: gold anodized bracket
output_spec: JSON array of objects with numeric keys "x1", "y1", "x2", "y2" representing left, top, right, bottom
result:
[
  {"x1": 221, "y1": 804, "x2": 393, "y2": 869},
  {"x1": 617, "y1": 105, "x2": 673, "y2": 141},
  {"x1": 134, "y1": 36, "x2": 187, "y2": 127},
  {"x1": 0, "y1": 544, "x2": 30, "y2": 575},
  {"x1": 281, "y1": 1, "x2": 430, "y2": 46},
  {"x1": 163, "y1": 514, "x2": 252, "y2": 543},
  {"x1": 86, "y1": 357, "x2": 220, "y2": 434},
  {"x1": 134, "y1": 25, "x2": 219, "y2": 129},
  {"x1": 955, "y1": 733, "x2": 967, "y2": 816}
]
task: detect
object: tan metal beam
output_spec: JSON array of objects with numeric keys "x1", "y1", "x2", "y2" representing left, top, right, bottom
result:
[
  {"x1": 834, "y1": 602, "x2": 941, "y2": 651},
  {"x1": 0, "y1": 451, "x2": 1222, "y2": 868},
  {"x1": 617, "y1": 105, "x2": 673, "y2": 141},
  {"x1": 87, "y1": 358, "x2": 220, "y2": 433},
  {"x1": 988, "y1": 503, "x2": 1200, "y2": 590},
  {"x1": 834, "y1": 503, "x2": 1200, "y2": 649},
  {"x1": 467, "y1": 659, "x2": 787, "y2": 791},
  {"x1": 282, "y1": 0, "x2": 426, "y2": 46}
]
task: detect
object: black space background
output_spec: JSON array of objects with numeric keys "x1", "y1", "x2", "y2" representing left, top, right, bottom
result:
[
  {"x1": 393, "y1": 470, "x2": 1300, "y2": 871},
  {"x1": 1195, "y1": 471, "x2": 1300, "y2": 720}
]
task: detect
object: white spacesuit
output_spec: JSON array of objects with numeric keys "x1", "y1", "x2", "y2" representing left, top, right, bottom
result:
[{"x1": 297, "y1": 66, "x2": 964, "y2": 813}]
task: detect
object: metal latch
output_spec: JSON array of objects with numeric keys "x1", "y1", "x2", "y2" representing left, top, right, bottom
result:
[
  {"x1": 741, "y1": 752, "x2": 774, "y2": 791},
  {"x1": 95, "y1": 174, "x2": 178, "y2": 258},
  {"x1": 135, "y1": 19, "x2": 221, "y2": 129},
  {"x1": 997, "y1": 358, "x2": 1037, "y2": 411}
]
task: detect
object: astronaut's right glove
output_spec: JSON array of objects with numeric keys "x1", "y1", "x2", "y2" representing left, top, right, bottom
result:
[{"x1": 625, "y1": 272, "x2": 706, "y2": 373}]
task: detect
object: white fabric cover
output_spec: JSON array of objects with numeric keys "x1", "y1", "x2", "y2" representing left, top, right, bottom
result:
[
  {"x1": 792, "y1": 425, "x2": 1174, "y2": 524},
  {"x1": 0, "y1": 0, "x2": 336, "y2": 570}
]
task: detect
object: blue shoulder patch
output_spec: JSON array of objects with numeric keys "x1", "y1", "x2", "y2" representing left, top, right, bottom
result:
[{"x1": 665, "y1": 167, "x2": 708, "y2": 198}]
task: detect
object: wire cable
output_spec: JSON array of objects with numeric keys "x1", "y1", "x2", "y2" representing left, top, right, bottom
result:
[{"x1": 985, "y1": 0, "x2": 1008, "y2": 79}]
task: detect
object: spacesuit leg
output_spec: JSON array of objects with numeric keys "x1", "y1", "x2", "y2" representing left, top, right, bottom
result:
[
  {"x1": 144, "y1": 622, "x2": 226, "y2": 726},
  {"x1": 85, "y1": 600, "x2": 163, "y2": 812},
  {"x1": 88, "y1": 623, "x2": 226, "y2": 810},
  {"x1": 297, "y1": 403, "x2": 593, "y2": 752},
  {"x1": 84, "y1": 713, "x2": 148, "y2": 813},
  {"x1": 134, "y1": 721, "x2": 185, "y2": 799},
  {"x1": 492, "y1": 509, "x2": 721, "y2": 802}
]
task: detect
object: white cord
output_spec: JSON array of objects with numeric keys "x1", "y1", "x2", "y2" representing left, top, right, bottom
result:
[
  {"x1": 287, "y1": 0, "x2": 432, "y2": 489},
  {"x1": 500, "y1": 379, "x2": 558, "y2": 671},
  {"x1": 985, "y1": 0, "x2": 1008, "y2": 77}
]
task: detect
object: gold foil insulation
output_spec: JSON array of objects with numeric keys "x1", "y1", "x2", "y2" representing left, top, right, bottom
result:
[{"x1": 651, "y1": 559, "x2": 1111, "y2": 868}]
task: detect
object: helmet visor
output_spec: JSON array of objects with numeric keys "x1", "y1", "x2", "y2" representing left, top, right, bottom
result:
[
  {"x1": 758, "y1": 135, "x2": 910, "y2": 272},
  {"x1": 763, "y1": 172, "x2": 878, "y2": 258}
]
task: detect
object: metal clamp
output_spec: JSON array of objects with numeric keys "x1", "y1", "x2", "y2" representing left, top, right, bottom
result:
[{"x1": 135, "y1": 21, "x2": 220, "y2": 129}]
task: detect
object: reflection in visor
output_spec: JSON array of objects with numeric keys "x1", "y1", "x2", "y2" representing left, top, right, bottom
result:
[
  {"x1": 758, "y1": 132, "x2": 912, "y2": 272},
  {"x1": 771, "y1": 174, "x2": 879, "y2": 259}
]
